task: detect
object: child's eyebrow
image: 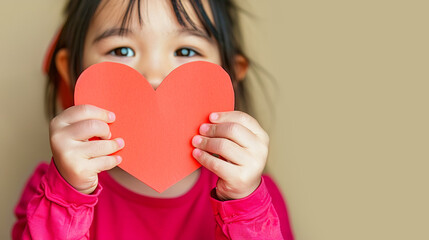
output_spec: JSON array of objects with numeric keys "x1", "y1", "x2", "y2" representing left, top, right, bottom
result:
[
  {"x1": 177, "y1": 28, "x2": 213, "y2": 42},
  {"x1": 93, "y1": 28, "x2": 133, "y2": 43}
]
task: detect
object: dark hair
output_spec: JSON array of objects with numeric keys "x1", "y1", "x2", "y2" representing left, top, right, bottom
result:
[{"x1": 46, "y1": 0, "x2": 250, "y2": 118}]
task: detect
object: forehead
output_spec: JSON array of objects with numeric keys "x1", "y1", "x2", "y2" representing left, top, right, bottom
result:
[{"x1": 91, "y1": 0, "x2": 214, "y2": 32}]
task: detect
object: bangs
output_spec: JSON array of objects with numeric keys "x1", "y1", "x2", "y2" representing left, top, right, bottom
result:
[{"x1": 117, "y1": 0, "x2": 218, "y2": 39}]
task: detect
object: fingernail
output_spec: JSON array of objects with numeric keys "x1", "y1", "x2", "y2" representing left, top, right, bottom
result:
[
  {"x1": 193, "y1": 148, "x2": 202, "y2": 158},
  {"x1": 108, "y1": 112, "x2": 116, "y2": 122},
  {"x1": 107, "y1": 132, "x2": 112, "y2": 139},
  {"x1": 116, "y1": 155, "x2": 122, "y2": 164},
  {"x1": 192, "y1": 136, "x2": 202, "y2": 146},
  {"x1": 115, "y1": 138, "x2": 125, "y2": 148},
  {"x1": 210, "y1": 113, "x2": 219, "y2": 122},
  {"x1": 200, "y1": 124, "x2": 210, "y2": 134}
]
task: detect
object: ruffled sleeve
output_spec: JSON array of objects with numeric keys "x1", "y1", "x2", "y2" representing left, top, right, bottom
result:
[
  {"x1": 12, "y1": 159, "x2": 102, "y2": 240},
  {"x1": 210, "y1": 176, "x2": 293, "y2": 240}
]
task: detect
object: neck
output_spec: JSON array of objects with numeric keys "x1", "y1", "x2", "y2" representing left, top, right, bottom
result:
[{"x1": 107, "y1": 167, "x2": 201, "y2": 198}]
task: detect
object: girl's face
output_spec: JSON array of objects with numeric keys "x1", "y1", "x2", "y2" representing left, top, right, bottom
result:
[{"x1": 83, "y1": 0, "x2": 221, "y2": 89}]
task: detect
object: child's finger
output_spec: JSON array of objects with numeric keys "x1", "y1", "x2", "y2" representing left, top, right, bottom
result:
[
  {"x1": 199, "y1": 122, "x2": 259, "y2": 148},
  {"x1": 54, "y1": 104, "x2": 115, "y2": 126},
  {"x1": 209, "y1": 111, "x2": 269, "y2": 144},
  {"x1": 81, "y1": 138, "x2": 125, "y2": 158},
  {"x1": 63, "y1": 119, "x2": 111, "y2": 140},
  {"x1": 192, "y1": 148, "x2": 236, "y2": 180},
  {"x1": 89, "y1": 155, "x2": 122, "y2": 172},
  {"x1": 192, "y1": 135, "x2": 249, "y2": 166}
]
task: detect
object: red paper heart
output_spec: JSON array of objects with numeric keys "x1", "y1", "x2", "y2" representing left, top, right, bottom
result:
[{"x1": 74, "y1": 61, "x2": 234, "y2": 192}]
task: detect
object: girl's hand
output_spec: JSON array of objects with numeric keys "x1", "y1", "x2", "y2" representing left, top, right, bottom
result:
[
  {"x1": 49, "y1": 104, "x2": 124, "y2": 194},
  {"x1": 192, "y1": 111, "x2": 269, "y2": 200}
]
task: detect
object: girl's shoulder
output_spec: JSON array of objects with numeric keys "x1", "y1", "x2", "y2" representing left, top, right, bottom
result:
[{"x1": 33, "y1": 161, "x2": 49, "y2": 176}]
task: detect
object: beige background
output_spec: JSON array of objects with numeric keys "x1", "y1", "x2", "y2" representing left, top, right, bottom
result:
[{"x1": 1, "y1": 0, "x2": 428, "y2": 239}]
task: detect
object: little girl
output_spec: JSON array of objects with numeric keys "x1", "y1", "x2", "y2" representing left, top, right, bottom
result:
[{"x1": 13, "y1": 0, "x2": 294, "y2": 239}]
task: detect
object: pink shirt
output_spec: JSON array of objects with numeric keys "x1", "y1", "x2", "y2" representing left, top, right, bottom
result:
[{"x1": 13, "y1": 161, "x2": 294, "y2": 239}]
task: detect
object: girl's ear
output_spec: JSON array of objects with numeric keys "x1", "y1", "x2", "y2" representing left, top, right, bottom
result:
[
  {"x1": 55, "y1": 49, "x2": 71, "y2": 86},
  {"x1": 234, "y1": 54, "x2": 249, "y2": 81},
  {"x1": 55, "y1": 49, "x2": 74, "y2": 109}
]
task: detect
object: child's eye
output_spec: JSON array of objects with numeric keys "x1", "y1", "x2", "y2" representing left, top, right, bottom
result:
[
  {"x1": 109, "y1": 47, "x2": 135, "y2": 57},
  {"x1": 174, "y1": 48, "x2": 199, "y2": 57}
]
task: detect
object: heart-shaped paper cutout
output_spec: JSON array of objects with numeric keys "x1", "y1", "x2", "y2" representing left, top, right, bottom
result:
[{"x1": 74, "y1": 61, "x2": 234, "y2": 192}]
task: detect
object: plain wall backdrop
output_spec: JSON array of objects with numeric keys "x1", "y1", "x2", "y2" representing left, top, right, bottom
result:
[{"x1": 1, "y1": 0, "x2": 428, "y2": 239}]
